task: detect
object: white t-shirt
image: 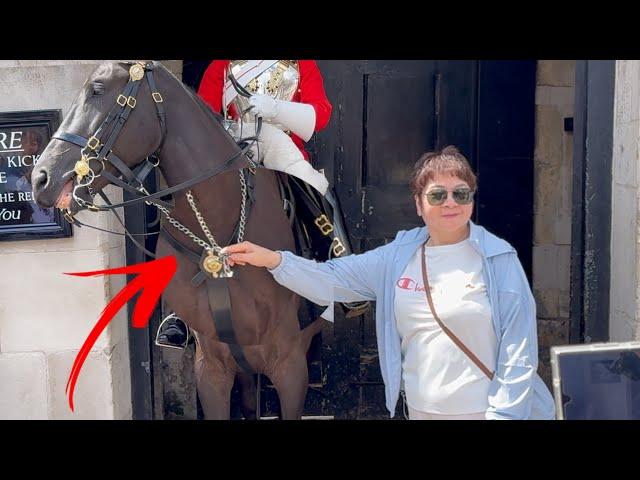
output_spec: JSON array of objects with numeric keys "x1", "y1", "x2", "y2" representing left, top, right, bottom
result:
[{"x1": 394, "y1": 238, "x2": 496, "y2": 414}]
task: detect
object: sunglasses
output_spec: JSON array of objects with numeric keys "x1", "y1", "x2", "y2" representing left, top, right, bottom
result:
[{"x1": 423, "y1": 187, "x2": 475, "y2": 206}]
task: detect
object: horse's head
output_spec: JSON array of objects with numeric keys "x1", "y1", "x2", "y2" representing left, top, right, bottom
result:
[{"x1": 32, "y1": 61, "x2": 165, "y2": 214}]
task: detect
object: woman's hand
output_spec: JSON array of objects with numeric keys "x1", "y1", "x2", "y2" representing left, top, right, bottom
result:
[{"x1": 221, "y1": 241, "x2": 282, "y2": 270}]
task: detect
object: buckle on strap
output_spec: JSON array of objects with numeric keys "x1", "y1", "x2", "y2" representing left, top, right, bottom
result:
[
  {"x1": 314, "y1": 214, "x2": 334, "y2": 235},
  {"x1": 63, "y1": 210, "x2": 75, "y2": 224},
  {"x1": 152, "y1": 92, "x2": 163, "y2": 103},
  {"x1": 117, "y1": 94, "x2": 127, "y2": 106},
  {"x1": 331, "y1": 238, "x2": 346, "y2": 257},
  {"x1": 86, "y1": 135, "x2": 100, "y2": 151},
  {"x1": 127, "y1": 96, "x2": 137, "y2": 109}
]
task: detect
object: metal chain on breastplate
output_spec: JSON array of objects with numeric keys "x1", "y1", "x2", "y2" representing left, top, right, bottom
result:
[
  {"x1": 150, "y1": 170, "x2": 248, "y2": 253},
  {"x1": 186, "y1": 191, "x2": 221, "y2": 252},
  {"x1": 237, "y1": 169, "x2": 248, "y2": 243},
  {"x1": 155, "y1": 201, "x2": 212, "y2": 251}
]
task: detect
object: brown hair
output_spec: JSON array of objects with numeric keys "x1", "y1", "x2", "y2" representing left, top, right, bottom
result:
[{"x1": 410, "y1": 145, "x2": 477, "y2": 196}]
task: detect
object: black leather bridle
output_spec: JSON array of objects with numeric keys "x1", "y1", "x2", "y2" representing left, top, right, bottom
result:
[
  {"x1": 53, "y1": 60, "x2": 257, "y2": 216},
  {"x1": 50, "y1": 61, "x2": 260, "y2": 256},
  {"x1": 53, "y1": 61, "x2": 169, "y2": 212}
]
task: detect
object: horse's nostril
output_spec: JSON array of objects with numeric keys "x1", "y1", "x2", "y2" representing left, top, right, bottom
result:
[{"x1": 33, "y1": 168, "x2": 48, "y2": 192}]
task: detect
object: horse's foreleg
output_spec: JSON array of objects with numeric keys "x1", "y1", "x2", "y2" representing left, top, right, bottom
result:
[
  {"x1": 269, "y1": 349, "x2": 309, "y2": 420},
  {"x1": 193, "y1": 337, "x2": 235, "y2": 420}
]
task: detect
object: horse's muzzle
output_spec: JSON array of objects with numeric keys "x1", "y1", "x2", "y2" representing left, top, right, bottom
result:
[{"x1": 31, "y1": 165, "x2": 57, "y2": 208}]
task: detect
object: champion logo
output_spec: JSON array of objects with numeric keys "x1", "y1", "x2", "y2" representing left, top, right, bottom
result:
[{"x1": 396, "y1": 277, "x2": 426, "y2": 292}]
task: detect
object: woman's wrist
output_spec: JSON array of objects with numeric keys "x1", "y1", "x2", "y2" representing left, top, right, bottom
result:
[{"x1": 266, "y1": 251, "x2": 283, "y2": 270}]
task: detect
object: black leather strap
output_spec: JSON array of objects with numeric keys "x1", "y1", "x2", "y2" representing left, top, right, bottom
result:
[
  {"x1": 289, "y1": 176, "x2": 324, "y2": 219},
  {"x1": 66, "y1": 192, "x2": 159, "y2": 260},
  {"x1": 288, "y1": 176, "x2": 340, "y2": 244},
  {"x1": 52, "y1": 131, "x2": 127, "y2": 178},
  {"x1": 145, "y1": 66, "x2": 167, "y2": 153},
  {"x1": 227, "y1": 69, "x2": 253, "y2": 98},
  {"x1": 95, "y1": 80, "x2": 141, "y2": 168},
  {"x1": 98, "y1": 168, "x2": 173, "y2": 210},
  {"x1": 133, "y1": 158, "x2": 158, "y2": 188},
  {"x1": 51, "y1": 131, "x2": 138, "y2": 184},
  {"x1": 80, "y1": 146, "x2": 254, "y2": 211},
  {"x1": 205, "y1": 277, "x2": 254, "y2": 373},
  {"x1": 52, "y1": 132, "x2": 93, "y2": 149},
  {"x1": 159, "y1": 227, "x2": 207, "y2": 286},
  {"x1": 96, "y1": 191, "x2": 158, "y2": 258},
  {"x1": 103, "y1": 150, "x2": 136, "y2": 183},
  {"x1": 159, "y1": 226, "x2": 254, "y2": 373}
]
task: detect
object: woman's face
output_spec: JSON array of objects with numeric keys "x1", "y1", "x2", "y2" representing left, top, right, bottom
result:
[{"x1": 415, "y1": 173, "x2": 474, "y2": 234}]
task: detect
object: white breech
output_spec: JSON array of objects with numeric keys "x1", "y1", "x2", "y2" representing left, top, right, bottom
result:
[{"x1": 230, "y1": 121, "x2": 329, "y2": 195}]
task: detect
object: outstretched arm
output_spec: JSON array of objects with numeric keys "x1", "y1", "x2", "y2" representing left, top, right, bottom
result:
[{"x1": 222, "y1": 240, "x2": 389, "y2": 321}]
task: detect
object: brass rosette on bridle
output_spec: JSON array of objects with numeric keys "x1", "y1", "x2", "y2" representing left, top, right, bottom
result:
[{"x1": 129, "y1": 62, "x2": 145, "y2": 81}]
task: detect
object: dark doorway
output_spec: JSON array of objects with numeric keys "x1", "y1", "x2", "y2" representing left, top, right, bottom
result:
[{"x1": 311, "y1": 60, "x2": 536, "y2": 418}]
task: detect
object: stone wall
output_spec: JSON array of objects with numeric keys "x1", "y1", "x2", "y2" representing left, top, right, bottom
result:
[
  {"x1": 532, "y1": 60, "x2": 576, "y2": 384},
  {"x1": 0, "y1": 60, "x2": 131, "y2": 419}
]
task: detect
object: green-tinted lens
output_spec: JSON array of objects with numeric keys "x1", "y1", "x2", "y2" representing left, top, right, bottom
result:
[
  {"x1": 452, "y1": 188, "x2": 474, "y2": 204},
  {"x1": 426, "y1": 189, "x2": 447, "y2": 205}
]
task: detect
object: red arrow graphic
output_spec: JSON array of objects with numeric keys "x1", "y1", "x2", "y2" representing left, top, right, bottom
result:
[{"x1": 63, "y1": 255, "x2": 176, "y2": 411}]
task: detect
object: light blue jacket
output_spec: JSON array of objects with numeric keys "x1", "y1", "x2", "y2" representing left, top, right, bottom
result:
[{"x1": 270, "y1": 221, "x2": 556, "y2": 419}]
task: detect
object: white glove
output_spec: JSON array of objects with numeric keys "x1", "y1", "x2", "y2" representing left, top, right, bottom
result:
[
  {"x1": 248, "y1": 94, "x2": 316, "y2": 142},
  {"x1": 248, "y1": 94, "x2": 279, "y2": 120}
]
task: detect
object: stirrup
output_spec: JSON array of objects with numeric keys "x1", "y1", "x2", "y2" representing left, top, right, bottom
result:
[{"x1": 155, "y1": 312, "x2": 191, "y2": 350}]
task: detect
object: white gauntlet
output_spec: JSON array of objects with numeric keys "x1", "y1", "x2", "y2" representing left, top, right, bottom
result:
[{"x1": 248, "y1": 94, "x2": 316, "y2": 142}]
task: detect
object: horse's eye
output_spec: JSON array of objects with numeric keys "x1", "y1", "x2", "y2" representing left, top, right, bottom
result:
[{"x1": 91, "y1": 82, "x2": 105, "y2": 96}]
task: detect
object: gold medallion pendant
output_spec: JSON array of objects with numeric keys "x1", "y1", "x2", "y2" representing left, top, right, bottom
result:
[{"x1": 203, "y1": 252, "x2": 223, "y2": 275}]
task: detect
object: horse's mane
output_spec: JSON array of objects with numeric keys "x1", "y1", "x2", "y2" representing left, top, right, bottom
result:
[
  {"x1": 158, "y1": 62, "x2": 225, "y2": 125},
  {"x1": 186, "y1": 85, "x2": 225, "y2": 125}
]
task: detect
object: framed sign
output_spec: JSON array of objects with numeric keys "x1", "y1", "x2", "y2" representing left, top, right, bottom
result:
[{"x1": 0, "y1": 109, "x2": 72, "y2": 241}]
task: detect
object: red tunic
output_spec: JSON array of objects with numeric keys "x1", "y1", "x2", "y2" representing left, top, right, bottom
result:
[{"x1": 198, "y1": 60, "x2": 332, "y2": 160}]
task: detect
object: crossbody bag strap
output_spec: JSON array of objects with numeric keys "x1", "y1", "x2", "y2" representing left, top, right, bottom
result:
[{"x1": 420, "y1": 241, "x2": 495, "y2": 380}]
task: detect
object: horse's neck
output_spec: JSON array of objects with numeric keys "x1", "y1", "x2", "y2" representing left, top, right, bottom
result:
[{"x1": 155, "y1": 76, "x2": 243, "y2": 237}]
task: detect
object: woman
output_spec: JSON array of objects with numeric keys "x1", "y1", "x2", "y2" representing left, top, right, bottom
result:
[{"x1": 222, "y1": 146, "x2": 556, "y2": 420}]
